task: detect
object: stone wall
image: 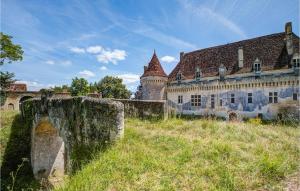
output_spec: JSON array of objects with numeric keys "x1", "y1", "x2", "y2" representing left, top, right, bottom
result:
[
  {"x1": 114, "y1": 99, "x2": 167, "y2": 120},
  {"x1": 21, "y1": 96, "x2": 124, "y2": 183}
]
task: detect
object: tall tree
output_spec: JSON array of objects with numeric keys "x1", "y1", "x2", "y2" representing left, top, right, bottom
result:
[
  {"x1": 70, "y1": 77, "x2": 90, "y2": 96},
  {"x1": 0, "y1": 32, "x2": 23, "y2": 65},
  {"x1": 97, "y1": 76, "x2": 131, "y2": 99},
  {"x1": 0, "y1": 33, "x2": 23, "y2": 106}
]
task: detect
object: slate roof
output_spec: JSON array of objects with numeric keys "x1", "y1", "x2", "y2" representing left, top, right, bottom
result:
[
  {"x1": 168, "y1": 32, "x2": 300, "y2": 81},
  {"x1": 141, "y1": 51, "x2": 167, "y2": 78}
]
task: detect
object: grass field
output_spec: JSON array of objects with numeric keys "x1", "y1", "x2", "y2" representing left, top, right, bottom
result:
[{"x1": 1, "y1": 111, "x2": 299, "y2": 190}]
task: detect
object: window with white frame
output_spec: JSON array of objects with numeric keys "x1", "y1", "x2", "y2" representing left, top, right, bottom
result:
[
  {"x1": 293, "y1": 58, "x2": 300, "y2": 68},
  {"x1": 230, "y1": 94, "x2": 235, "y2": 103},
  {"x1": 176, "y1": 73, "x2": 182, "y2": 81},
  {"x1": 248, "y1": 93, "x2": 253, "y2": 103},
  {"x1": 178, "y1": 95, "x2": 183, "y2": 104},
  {"x1": 253, "y1": 58, "x2": 261, "y2": 72},
  {"x1": 191, "y1": 95, "x2": 201, "y2": 106},
  {"x1": 269, "y1": 92, "x2": 278, "y2": 103}
]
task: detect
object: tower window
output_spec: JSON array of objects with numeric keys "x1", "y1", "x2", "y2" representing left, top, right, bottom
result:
[
  {"x1": 211, "y1": 94, "x2": 215, "y2": 109},
  {"x1": 191, "y1": 95, "x2": 201, "y2": 106},
  {"x1": 220, "y1": 99, "x2": 223, "y2": 106},
  {"x1": 293, "y1": 58, "x2": 300, "y2": 68},
  {"x1": 248, "y1": 93, "x2": 253, "y2": 103},
  {"x1": 274, "y1": 92, "x2": 278, "y2": 103},
  {"x1": 231, "y1": 94, "x2": 235, "y2": 103},
  {"x1": 178, "y1": 95, "x2": 183, "y2": 104},
  {"x1": 293, "y1": 93, "x2": 298, "y2": 100}
]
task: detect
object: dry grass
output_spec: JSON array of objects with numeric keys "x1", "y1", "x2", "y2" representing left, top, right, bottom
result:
[{"x1": 57, "y1": 118, "x2": 300, "y2": 191}]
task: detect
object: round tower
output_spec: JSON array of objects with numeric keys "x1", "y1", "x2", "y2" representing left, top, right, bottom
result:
[{"x1": 140, "y1": 51, "x2": 168, "y2": 100}]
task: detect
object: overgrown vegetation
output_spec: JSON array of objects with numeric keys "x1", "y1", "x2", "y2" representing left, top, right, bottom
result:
[
  {"x1": 57, "y1": 118, "x2": 300, "y2": 191},
  {"x1": 1, "y1": 111, "x2": 299, "y2": 190}
]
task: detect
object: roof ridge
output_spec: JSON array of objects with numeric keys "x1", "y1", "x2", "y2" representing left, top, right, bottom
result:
[{"x1": 185, "y1": 32, "x2": 285, "y2": 56}]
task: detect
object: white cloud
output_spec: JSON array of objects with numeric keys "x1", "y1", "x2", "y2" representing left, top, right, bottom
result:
[
  {"x1": 78, "y1": 70, "x2": 95, "y2": 78},
  {"x1": 86, "y1": 45, "x2": 102, "y2": 54},
  {"x1": 161, "y1": 56, "x2": 178, "y2": 63},
  {"x1": 100, "y1": 66, "x2": 107, "y2": 71},
  {"x1": 96, "y1": 49, "x2": 127, "y2": 64},
  {"x1": 45, "y1": 60, "x2": 55, "y2": 65},
  {"x1": 61, "y1": 60, "x2": 72, "y2": 66},
  {"x1": 180, "y1": 1, "x2": 247, "y2": 38},
  {"x1": 70, "y1": 47, "x2": 85, "y2": 53},
  {"x1": 117, "y1": 74, "x2": 140, "y2": 84}
]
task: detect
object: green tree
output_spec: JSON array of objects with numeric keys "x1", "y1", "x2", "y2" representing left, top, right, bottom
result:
[
  {"x1": 0, "y1": 32, "x2": 23, "y2": 65},
  {"x1": 70, "y1": 77, "x2": 90, "y2": 96},
  {"x1": 89, "y1": 82, "x2": 98, "y2": 93},
  {"x1": 97, "y1": 76, "x2": 131, "y2": 99},
  {"x1": 0, "y1": 33, "x2": 23, "y2": 105}
]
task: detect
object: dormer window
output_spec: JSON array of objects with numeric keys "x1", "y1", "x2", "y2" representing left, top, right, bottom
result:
[
  {"x1": 176, "y1": 73, "x2": 182, "y2": 81},
  {"x1": 219, "y1": 64, "x2": 226, "y2": 81},
  {"x1": 195, "y1": 67, "x2": 201, "y2": 80},
  {"x1": 253, "y1": 58, "x2": 261, "y2": 73},
  {"x1": 293, "y1": 58, "x2": 300, "y2": 68}
]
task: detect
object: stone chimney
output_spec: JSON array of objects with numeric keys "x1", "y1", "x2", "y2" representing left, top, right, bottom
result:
[
  {"x1": 180, "y1": 52, "x2": 185, "y2": 62},
  {"x1": 285, "y1": 22, "x2": 293, "y2": 55},
  {"x1": 238, "y1": 47, "x2": 244, "y2": 68},
  {"x1": 144, "y1": 65, "x2": 148, "y2": 72}
]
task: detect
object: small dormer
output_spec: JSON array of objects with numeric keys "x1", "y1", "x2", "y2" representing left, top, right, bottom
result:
[
  {"x1": 292, "y1": 53, "x2": 300, "y2": 68},
  {"x1": 176, "y1": 71, "x2": 182, "y2": 83},
  {"x1": 195, "y1": 67, "x2": 201, "y2": 81},
  {"x1": 253, "y1": 58, "x2": 262, "y2": 74},
  {"x1": 219, "y1": 64, "x2": 226, "y2": 81}
]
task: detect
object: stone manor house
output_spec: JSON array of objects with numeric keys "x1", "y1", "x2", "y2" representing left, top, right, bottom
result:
[{"x1": 136, "y1": 22, "x2": 300, "y2": 120}]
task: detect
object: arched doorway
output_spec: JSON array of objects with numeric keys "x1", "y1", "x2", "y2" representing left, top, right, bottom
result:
[
  {"x1": 19, "y1": 96, "x2": 33, "y2": 110},
  {"x1": 8, "y1": 103, "x2": 14, "y2": 110},
  {"x1": 32, "y1": 119, "x2": 65, "y2": 183}
]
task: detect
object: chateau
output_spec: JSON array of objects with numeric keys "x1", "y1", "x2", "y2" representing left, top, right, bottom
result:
[{"x1": 137, "y1": 22, "x2": 300, "y2": 120}]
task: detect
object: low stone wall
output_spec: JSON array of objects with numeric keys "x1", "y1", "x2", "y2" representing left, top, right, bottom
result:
[
  {"x1": 114, "y1": 99, "x2": 167, "y2": 120},
  {"x1": 21, "y1": 96, "x2": 124, "y2": 183}
]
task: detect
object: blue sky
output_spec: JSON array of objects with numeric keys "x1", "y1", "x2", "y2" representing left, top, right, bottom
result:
[{"x1": 1, "y1": 0, "x2": 299, "y2": 91}]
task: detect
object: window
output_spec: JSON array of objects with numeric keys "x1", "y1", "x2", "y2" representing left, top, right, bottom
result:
[
  {"x1": 176, "y1": 73, "x2": 182, "y2": 81},
  {"x1": 191, "y1": 95, "x2": 201, "y2": 106},
  {"x1": 293, "y1": 93, "x2": 298, "y2": 101},
  {"x1": 274, "y1": 92, "x2": 278, "y2": 103},
  {"x1": 248, "y1": 93, "x2": 253, "y2": 103},
  {"x1": 178, "y1": 95, "x2": 183, "y2": 104},
  {"x1": 231, "y1": 94, "x2": 235, "y2": 103},
  {"x1": 211, "y1": 94, "x2": 215, "y2": 109},
  {"x1": 269, "y1": 92, "x2": 273, "y2": 103},
  {"x1": 293, "y1": 58, "x2": 300, "y2": 68},
  {"x1": 220, "y1": 99, "x2": 223, "y2": 106},
  {"x1": 269, "y1": 92, "x2": 278, "y2": 103},
  {"x1": 254, "y1": 63, "x2": 261, "y2": 72}
]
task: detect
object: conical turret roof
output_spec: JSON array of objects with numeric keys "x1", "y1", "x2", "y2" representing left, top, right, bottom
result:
[{"x1": 141, "y1": 51, "x2": 167, "y2": 78}]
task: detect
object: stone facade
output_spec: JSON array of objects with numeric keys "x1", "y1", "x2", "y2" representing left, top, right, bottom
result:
[
  {"x1": 21, "y1": 95, "x2": 124, "y2": 184},
  {"x1": 138, "y1": 22, "x2": 300, "y2": 120}
]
